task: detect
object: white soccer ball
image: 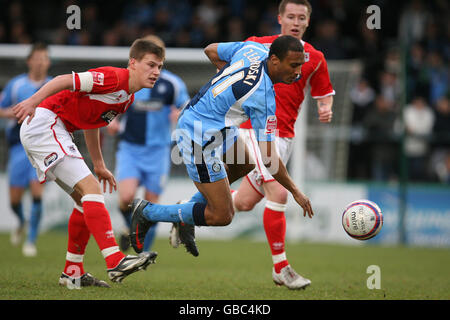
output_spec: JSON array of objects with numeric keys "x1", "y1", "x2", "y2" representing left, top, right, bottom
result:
[{"x1": 342, "y1": 199, "x2": 383, "y2": 240}]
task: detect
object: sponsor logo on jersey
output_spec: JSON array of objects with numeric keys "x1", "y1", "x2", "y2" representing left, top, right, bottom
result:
[
  {"x1": 304, "y1": 52, "x2": 310, "y2": 62},
  {"x1": 44, "y1": 152, "x2": 58, "y2": 167},
  {"x1": 101, "y1": 110, "x2": 118, "y2": 123},
  {"x1": 264, "y1": 115, "x2": 277, "y2": 135},
  {"x1": 134, "y1": 99, "x2": 164, "y2": 111},
  {"x1": 212, "y1": 161, "x2": 222, "y2": 173},
  {"x1": 91, "y1": 71, "x2": 104, "y2": 85}
]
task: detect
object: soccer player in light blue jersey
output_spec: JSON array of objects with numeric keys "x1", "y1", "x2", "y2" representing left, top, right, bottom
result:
[
  {"x1": 0, "y1": 43, "x2": 51, "y2": 257},
  {"x1": 130, "y1": 35, "x2": 314, "y2": 256},
  {"x1": 108, "y1": 35, "x2": 190, "y2": 253}
]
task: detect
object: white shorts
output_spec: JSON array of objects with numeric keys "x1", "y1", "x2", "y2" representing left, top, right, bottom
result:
[
  {"x1": 20, "y1": 107, "x2": 91, "y2": 194},
  {"x1": 240, "y1": 128, "x2": 294, "y2": 196}
]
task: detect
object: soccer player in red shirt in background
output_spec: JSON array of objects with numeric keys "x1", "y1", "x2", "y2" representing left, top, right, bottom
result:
[
  {"x1": 233, "y1": 0, "x2": 335, "y2": 289},
  {"x1": 13, "y1": 38, "x2": 164, "y2": 288}
]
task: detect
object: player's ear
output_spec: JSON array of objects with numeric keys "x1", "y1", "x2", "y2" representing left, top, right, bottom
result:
[
  {"x1": 269, "y1": 54, "x2": 281, "y2": 66},
  {"x1": 128, "y1": 57, "x2": 137, "y2": 70}
]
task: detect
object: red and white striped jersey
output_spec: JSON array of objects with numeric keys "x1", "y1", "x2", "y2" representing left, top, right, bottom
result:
[
  {"x1": 240, "y1": 35, "x2": 335, "y2": 138},
  {"x1": 39, "y1": 66, "x2": 134, "y2": 132}
]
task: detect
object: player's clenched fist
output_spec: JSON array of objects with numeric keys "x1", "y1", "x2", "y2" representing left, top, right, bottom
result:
[{"x1": 318, "y1": 105, "x2": 333, "y2": 123}]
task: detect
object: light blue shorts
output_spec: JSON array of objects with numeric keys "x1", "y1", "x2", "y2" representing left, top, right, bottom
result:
[
  {"x1": 116, "y1": 141, "x2": 170, "y2": 195},
  {"x1": 176, "y1": 124, "x2": 238, "y2": 183},
  {"x1": 8, "y1": 143, "x2": 39, "y2": 188}
]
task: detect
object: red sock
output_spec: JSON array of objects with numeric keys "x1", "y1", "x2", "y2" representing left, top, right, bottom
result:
[
  {"x1": 64, "y1": 205, "x2": 90, "y2": 277},
  {"x1": 263, "y1": 201, "x2": 289, "y2": 273},
  {"x1": 82, "y1": 194, "x2": 125, "y2": 269}
]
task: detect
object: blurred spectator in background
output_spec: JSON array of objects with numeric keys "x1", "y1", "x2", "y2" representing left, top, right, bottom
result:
[
  {"x1": 422, "y1": 20, "x2": 446, "y2": 55},
  {"x1": 363, "y1": 95, "x2": 398, "y2": 181},
  {"x1": 152, "y1": 6, "x2": 173, "y2": 45},
  {"x1": 196, "y1": 0, "x2": 222, "y2": 26},
  {"x1": 349, "y1": 78, "x2": 376, "y2": 125},
  {"x1": 434, "y1": 151, "x2": 450, "y2": 184},
  {"x1": 311, "y1": 19, "x2": 347, "y2": 59},
  {"x1": 430, "y1": 96, "x2": 450, "y2": 183},
  {"x1": 122, "y1": 0, "x2": 154, "y2": 28},
  {"x1": 432, "y1": 96, "x2": 450, "y2": 142},
  {"x1": 378, "y1": 69, "x2": 401, "y2": 109},
  {"x1": 102, "y1": 23, "x2": 125, "y2": 46},
  {"x1": 10, "y1": 21, "x2": 31, "y2": 44},
  {"x1": 406, "y1": 42, "x2": 429, "y2": 101},
  {"x1": 384, "y1": 47, "x2": 402, "y2": 75},
  {"x1": 6, "y1": 1, "x2": 30, "y2": 43},
  {"x1": 347, "y1": 78, "x2": 376, "y2": 180},
  {"x1": 404, "y1": 96, "x2": 435, "y2": 181},
  {"x1": 398, "y1": 0, "x2": 431, "y2": 46},
  {"x1": 425, "y1": 51, "x2": 448, "y2": 106},
  {"x1": 226, "y1": 16, "x2": 245, "y2": 42},
  {"x1": 356, "y1": 18, "x2": 382, "y2": 88}
]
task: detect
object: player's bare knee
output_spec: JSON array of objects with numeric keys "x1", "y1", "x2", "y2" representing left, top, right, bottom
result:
[
  {"x1": 266, "y1": 184, "x2": 288, "y2": 204},
  {"x1": 235, "y1": 199, "x2": 255, "y2": 212},
  {"x1": 275, "y1": 189, "x2": 288, "y2": 203},
  {"x1": 75, "y1": 175, "x2": 102, "y2": 196}
]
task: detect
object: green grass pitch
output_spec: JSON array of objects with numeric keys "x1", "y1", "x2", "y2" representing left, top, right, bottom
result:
[{"x1": 0, "y1": 231, "x2": 449, "y2": 300}]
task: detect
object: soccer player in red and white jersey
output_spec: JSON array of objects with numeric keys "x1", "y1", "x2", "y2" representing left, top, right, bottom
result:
[
  {"x1": 232, "y1": 0, "x2": 335, "y2": 289},
  {"x1": 13, "y1": 38, "x2": 164, "y2": 287}
]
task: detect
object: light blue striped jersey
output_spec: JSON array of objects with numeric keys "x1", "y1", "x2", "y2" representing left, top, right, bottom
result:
[
  {"x1": 119, "y1": 69, "x2": 190, "y2": 147},
  {"x1": 0, "y1": 74, "x2": 52, "y2": 146},
  {"x1": 178, "y1": 41, "x2": 277, "y2": 147}
]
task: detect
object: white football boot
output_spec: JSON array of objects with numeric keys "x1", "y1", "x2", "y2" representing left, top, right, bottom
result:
[
  {"x1": 272, "y1": 265, "x2": 311, "y2": 290},
  {"x1": 22, "y1": 242, "x2": 37, "y2": 257},
  {"x1": 107, "y1": 251, "x2": 157, "y2": 283},
  {"x1": 10, "y1": 225, "x2": 25, "y2": 246}
]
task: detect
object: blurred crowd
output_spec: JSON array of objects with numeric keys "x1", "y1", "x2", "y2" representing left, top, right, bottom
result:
[
  {"x1": 347, "y1": 0, "x2": 449, "y2": 184},
  {"x1": 0, "y1": 0, "x2": 448, "y2": 183}
]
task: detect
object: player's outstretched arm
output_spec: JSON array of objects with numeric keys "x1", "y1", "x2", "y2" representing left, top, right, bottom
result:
[
  {"x1": 204, "y1": 43, "x2": 227, "y2": 70},
  {"x1": 84, "y1": 128, "x2": 117, "y2": 193},
  {"x1": 12, "y1": 74, "x2": 73, "y2": 124},
  {"x1": 258, "y1": 140, "x2": 314, "y2": 218}
]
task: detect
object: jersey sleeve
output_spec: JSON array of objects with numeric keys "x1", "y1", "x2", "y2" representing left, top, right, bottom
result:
[
  {"x1": 217, "y1": 41, "x2": 246, "y2": 63},
  {"x1": 72, "y1": 67, "x2": 122, "y2": 94},
  {"x1": 309, "y1": 53, "x2": 335, "y2": 99}
]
